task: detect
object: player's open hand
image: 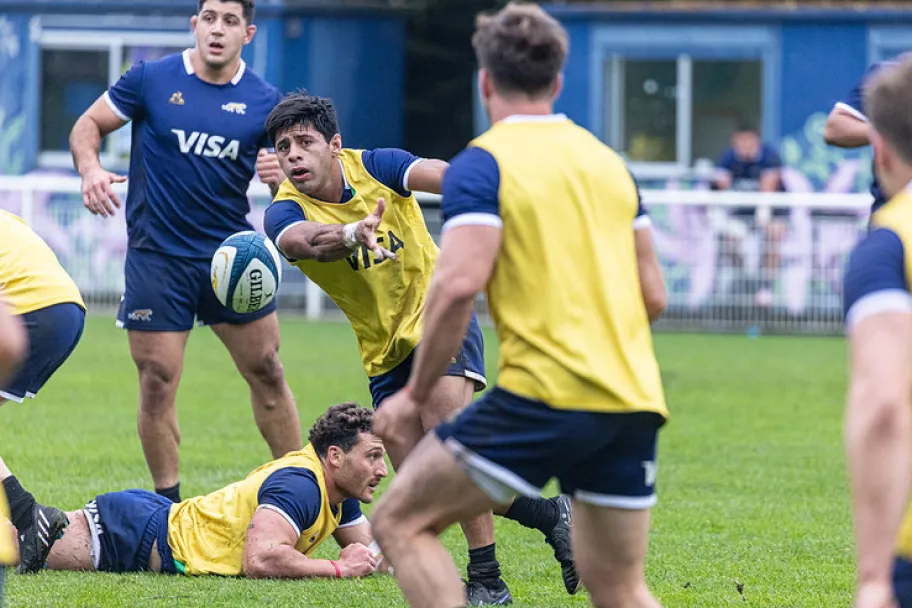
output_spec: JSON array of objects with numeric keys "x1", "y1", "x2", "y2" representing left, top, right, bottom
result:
[
  {"x1": 356, "y1": 198, "x2": 397, "y2": 261},
  {"x1": 373, "y1": 388, "x2": 418, "y2": 448},
  {"x1": 256, "y1": 149, "x2": 284, "y2": 189},
  {"x1": 855, "y1": 581, "x2": 898, "y2": 608},
  {"x1": 337, "y1": 542, "x2": 377, "y2": 578},
  {"x1": 81, "y1": 166, "x2": 126, "y2": 217}
]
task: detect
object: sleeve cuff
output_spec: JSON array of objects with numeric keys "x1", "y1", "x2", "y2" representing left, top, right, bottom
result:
[
  {"x1": 442, "y1": 213, "x2": 503, "y2": 233},
  {"x1": 256, "y1": 504, "x2": 302, "y2": 537},
  {"x1": 633, "y1": 215, "x2": 652, "y2": 231},
  {"x1": 103, "y1": 91, "x2": 131, "y2": 122},
  {"x1": 402, "y1": 158, "x2": 425, "y2": 193},
  {"x1": 834, "y1": 101, "x2": 868, "y2": 123},
  {"x1": 274, "y1": 221, "x2": 307, "y2": 257},
  {"x1": 846, "y1": 289, "x2": 912, "y2": 328},
  {"x1": 337, "y1": 514, "x2": 368, "y2": 529}
]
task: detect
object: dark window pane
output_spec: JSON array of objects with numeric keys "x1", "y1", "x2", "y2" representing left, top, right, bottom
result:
[
  {"x1": 622, "y1": 60, "x2": 677, "y2": 162},
  {"x1": 41, "y1": 49, "x2": 108, "y2": 152},
  {"x1": 691, "y1": 60, "x2": 762, "y2": 162}
]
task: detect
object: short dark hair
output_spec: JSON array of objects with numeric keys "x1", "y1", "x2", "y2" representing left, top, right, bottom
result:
[
  {"x1": 308, "y1": 402, "x2": 374, "y2": 459},
  {"x1": 865, "y1": 55, "x2": 912, "y2": 164},
  {"x1": 735, "y1": 122, "x2": 758, "y2": 134},
  {"x1": 265, "y1": 91, "x2": 340, "y2": 147},
  {"x1": 472, "y1": 2, "x2": 568, "y2": 97},
  {"x1": 198, "y1": 0, "x2": 255, "y2": 25}
]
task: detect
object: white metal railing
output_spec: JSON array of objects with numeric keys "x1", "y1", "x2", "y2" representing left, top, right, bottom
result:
[{"x1": 0, "y1": 175, "x2": 874, "y2": 334}]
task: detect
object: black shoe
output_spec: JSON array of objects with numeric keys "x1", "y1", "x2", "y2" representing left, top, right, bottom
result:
[
  {"x1": 465, "y1": 578, "x2": 513, "y2": 606},
  {"x1": 15, "y1": 504, "x2": 68, "y2": 574},
  {"x1": 544, "y1": 495, "x2": 581, "y2": 595}
]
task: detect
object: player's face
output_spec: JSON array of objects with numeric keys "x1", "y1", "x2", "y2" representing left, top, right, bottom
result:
[
  {"x1": 732, "y1": 131, "x2": 760, "y2": 161},
  {"x1": 191, "y1": 1, "x2": 255, "y2": 70},
  {"x1": 275, "y1": 124, "x2": 343, "y2": 197},
  {"x1": 335, "y1": 433, "x2": 388, "y2": 503}
]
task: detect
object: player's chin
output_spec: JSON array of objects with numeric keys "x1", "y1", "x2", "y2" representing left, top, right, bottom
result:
[{"x1": 360, "y1": 484, "x2": 379, "y2": 503}]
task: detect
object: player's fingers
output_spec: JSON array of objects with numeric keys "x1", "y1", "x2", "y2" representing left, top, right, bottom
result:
[
  {"x1": 94, "y1": 185, "x2": 115, "y2": 217},
  {"x1": 88, "y1": 187, "x2": 108, "y2": 217},
  {"x1": 373, "y1": 246, "x2": 397, "y2": 261},
  {"x1": 258, "y1": 148, "x2": 267, "y2": 158},
  {"x1": 374, "y1": 198, "x2": 386, "y2": 219},
  {"x1": 111, "y1": 173, "x2": 128, "y2": 183},
  {"x1": 102, "y1": 183, "x2": 122, "y2": 212}
]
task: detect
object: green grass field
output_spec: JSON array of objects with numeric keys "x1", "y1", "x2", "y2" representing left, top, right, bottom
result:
[{"x1": 0, "y1": 316, "x2": 855, "y2": 607}]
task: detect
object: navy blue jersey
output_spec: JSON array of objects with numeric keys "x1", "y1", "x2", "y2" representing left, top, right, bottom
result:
[
  {"x1": 716, "y1": 144, "x2": 784, "y2": 193},
  {"x1": 104, "y1": 50, "x2": 283, "y2": 259},
  {"x1": 837, "y1": 61, "x2": 894, "y2": 212}
]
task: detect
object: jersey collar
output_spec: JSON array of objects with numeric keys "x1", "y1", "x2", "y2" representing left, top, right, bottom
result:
[
  {"x1": 182, "y1": 48, "x2": 247, "y2": 86},
  {"x1": 501, "y1": 113, "x2": 568, "y2": 124}
]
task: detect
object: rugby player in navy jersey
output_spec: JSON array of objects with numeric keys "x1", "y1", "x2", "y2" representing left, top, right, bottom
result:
[
  {"x1": 67, "y1": 0, "x2": 301, "y2": 504},
  {"x1": 825, "y1": 60, "x2": 897, "y2": 213}
]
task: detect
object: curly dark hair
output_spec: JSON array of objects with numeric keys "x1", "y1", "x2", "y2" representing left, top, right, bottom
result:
[
  {"x1": 198, "y1": 0, "x2": 255, "y2": 25},
  {"x1": 308, "y1": 402, "x2": 374, "y2": 458},
  {"x1": 472, "y1": 2, "x2": 568, "y2": 98},
  {"x1": 265, "y1": 91, "x2": 340, "y2": 147}
]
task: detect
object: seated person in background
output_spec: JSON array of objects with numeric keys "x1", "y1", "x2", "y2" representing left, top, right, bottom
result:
[
  {"x1": 714, "y1": 124, "x2": 787, "y2": 307},
  {"x1": 2, "y1": 403, "x2": 386, "y2": 580}
]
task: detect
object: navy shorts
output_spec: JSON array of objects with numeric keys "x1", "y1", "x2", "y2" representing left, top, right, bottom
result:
[
  {"x1": 117, "y1": 247, "x2": 277, "y2": 332},
  {"x1": 368, "y1": 313, "x2": 486, "y2": 408},
  {"x1": 896, "y1": 556, "x2": 912, "y2": 607},
  {"x1": 0, "y1": 302, "x2": 85, "y2": 403},
  {"x1": 435, "y1": 387, "x2": 666, "y2": 507},
  {"x1": 84, "y1": 490, "x2": 177, "y2": 574}
]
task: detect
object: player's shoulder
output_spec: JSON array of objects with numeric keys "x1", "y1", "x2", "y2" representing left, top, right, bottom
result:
[
  {"x1": 135, "y1": 51, "x2": 186, "y2": 78},
  {"x1": 844, "y1": 227, "x2": 911, "y2": 323},
  {"x1": 237, "y1": 64, "x2": 280, "y2": 96}
]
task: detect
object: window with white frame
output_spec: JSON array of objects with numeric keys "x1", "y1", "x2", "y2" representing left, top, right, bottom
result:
[
  {"x1": 38, "y1": 30, "x2": 194, "y2": 169},
  {"x1": 605, "y1": 55, "x2": 763, "y2": 171}
]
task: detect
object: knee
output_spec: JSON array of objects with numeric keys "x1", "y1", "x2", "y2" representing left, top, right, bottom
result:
[
  {"x1": 134, "y1": 356, "x2": 180, "y2": 406},
  {"x1": 242, "y1": 349, "x2": 286, "y2": 390}
]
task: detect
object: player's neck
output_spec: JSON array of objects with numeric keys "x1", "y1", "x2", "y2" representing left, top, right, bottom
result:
[
  {"x1": 188, "y1": 49, "x2": 241, "y2": 85},
  {"x1": 488, "y1": 99, "x2": 555, "y2": 125},
  {"x1": 310, "y1": 161, "x2": 346, "y2": 203},
  {"x1": 321, "y1": 468, "x2": 345, "y2": 505}
]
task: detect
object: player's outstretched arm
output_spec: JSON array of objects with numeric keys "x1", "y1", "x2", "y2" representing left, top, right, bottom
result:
[
  {"x1": 266, "y1": 199, "x2": 396, "y2": 263},
  {"x1": 846, "y1": 310, "x2": 912, "y2": 601},
  {"x1": 70, "y1": 97, "x2": 129, "y2": 217},
  {"x1": 405, "y1": 159, "x2": 449, "y2": 195},
  {"x1": 824, "y1": 104, "x2": 871, "y2": 148},
  {"x1": 243, "y1": 508, "x2": 376, "y2": 579}
]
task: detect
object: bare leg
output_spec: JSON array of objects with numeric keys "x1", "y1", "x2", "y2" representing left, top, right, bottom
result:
[
  {"x1": 572, "y1": 499, "x2": 661, "y2": 608},
  {"x1": 43, "y1": 510, "x2": 94, "y2": 571},
  {"x1": 372, "y1": 434, "x2": 503, "y2": 608},
  {"x1": 210, "y1": 313, "x2": 301, "y2": 459},
  {"x1": 130, "y1": 331, "x2": 189, "y2": 490}
]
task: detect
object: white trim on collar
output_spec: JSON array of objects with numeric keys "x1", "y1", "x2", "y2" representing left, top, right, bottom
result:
[
  {"x1": 182, "y1": 48, "x2": 247, "y2": 86},
  {"x1": 501, "y1": 113, "x2": 567, "y2": 124},
  {"x1": 338, "y1": 158, "x2": 351, "y2": 191}
]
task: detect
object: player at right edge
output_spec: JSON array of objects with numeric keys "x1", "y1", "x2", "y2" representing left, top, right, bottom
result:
[{"x1": 842, "y1": 54, "x2": 912, "y2": 608}]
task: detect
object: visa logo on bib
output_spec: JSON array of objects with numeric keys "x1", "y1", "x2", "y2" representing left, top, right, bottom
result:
[{"x1": 172, "y1": 129, "x2": 241, "y2": 160}]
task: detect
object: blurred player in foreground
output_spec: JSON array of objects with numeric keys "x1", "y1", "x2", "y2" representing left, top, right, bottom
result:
[
  {"x1": 843, "y1": 56, "x2": 912, "y2": 608},
  {"x1": 262, "y1": 92, "x2": 579, "y2": 604},
  {"x1": 371, "y1": 4, "x2": 668, "y2": 608},
  {"x1": 68, "y1": 0, "x2": 300, "y2": 504},
  {"x1": 0, "y1": 210, "x2": 85, "y2": 406},
  {"x1": 2, "y1": 403, "x2": 386, "y2": 580},
  {"x1": 0, "y1": 297, "x2": 27, "y2": 606}
]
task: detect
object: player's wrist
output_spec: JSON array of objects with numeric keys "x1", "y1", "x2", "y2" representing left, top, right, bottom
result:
[
  {"x1": 329, "y1": 559, "x2": 343, "y2": 578},
  {"x1": 342, "y1": 221, "x2": 362, "y2": 250}
]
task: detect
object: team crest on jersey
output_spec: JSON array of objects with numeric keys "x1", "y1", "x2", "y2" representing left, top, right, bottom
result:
[
  {"x1": 221, "y1": 102, "x2": 247, "y2": 116},
  {"x1": 169, "y1": 91, "x2": 185, "y2": 106},
  {"x1": 128, "y1": 309, "x2": 153, "y2": 322}
]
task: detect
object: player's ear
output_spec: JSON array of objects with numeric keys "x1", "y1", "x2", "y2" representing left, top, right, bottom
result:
[
  {"x1": 191, "y1": 15, "x2": 199, "y2": 31},
  {"x1": 244, "y1": 24, "x2": 256, "y2": 45},
  {"x1": 327, "y1": 445, "x2": 344, "y2": 468},
  {"x1": 478, "y1": 69, "x2": 493, "y2": 101},
  {"x1": 330, "y1": 134, "x2": 342, "y2": 157},
  {"x1": 551, "y1": 73, "x2": 563, "y2": 102}
]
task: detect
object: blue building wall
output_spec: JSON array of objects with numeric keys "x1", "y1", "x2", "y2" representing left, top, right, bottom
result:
[
  {"x1": 541, "y1": 5, "x2": 912, "y2": 193},
  {"x1": 0, "y1": 1, "x2": 405, "y2": 175}
]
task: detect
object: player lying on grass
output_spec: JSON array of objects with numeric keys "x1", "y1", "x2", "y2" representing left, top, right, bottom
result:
[
  {"x1": 2, "y1": 403, "x2": 386, "y2": 579},
  {"x1": 0, "y1": 210, "x2": 86, "y2": 407},
  {"x1": 262, "y1": 92, "x2": 585, "y2": 604}
]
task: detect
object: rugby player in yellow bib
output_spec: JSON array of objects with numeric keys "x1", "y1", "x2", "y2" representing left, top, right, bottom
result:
[
  {"x1": 0, "y1": 210, "x2": 85, "y2": 406},
  {"x1": 1, "y1": 403, "x2": 386, "y2": 579},
  {"x1": 372, "y1": 5, "x2": 669, "y2": 608},
  {"x1": 842, "y1": 55, "x2": 912, "y2": 608},
  {"x1": 262, "y1": 92, "x2": 579, "y2": 604}
]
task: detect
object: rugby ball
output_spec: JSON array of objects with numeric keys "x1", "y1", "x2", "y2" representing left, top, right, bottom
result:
[{"x1": 211, "y1": 231, "x2": 283, "y2": 314}]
